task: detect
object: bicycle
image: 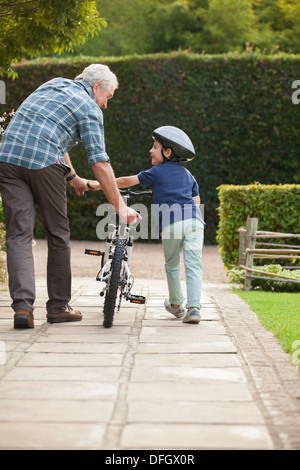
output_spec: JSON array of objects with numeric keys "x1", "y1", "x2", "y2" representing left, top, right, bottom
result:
[{"x1": 85, "y1": 188, "x2": 152, "y2": 328}]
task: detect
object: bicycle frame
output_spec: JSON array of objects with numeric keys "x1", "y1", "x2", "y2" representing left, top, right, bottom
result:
[{"x1": 98, "y1": 221, "x2": 136, "y2": 301}]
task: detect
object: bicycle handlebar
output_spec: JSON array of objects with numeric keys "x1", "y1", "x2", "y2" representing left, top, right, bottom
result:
[{"x1": 119, "y1": 189, "x2": 152, "y2": 197}]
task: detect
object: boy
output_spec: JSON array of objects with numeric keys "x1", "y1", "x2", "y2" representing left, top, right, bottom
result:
[{"x1": 89, "y1": 126, "x2": 204, "y2": 323}]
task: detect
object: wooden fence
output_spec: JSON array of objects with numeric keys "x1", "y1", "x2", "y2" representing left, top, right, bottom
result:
[{"x1": 238, "y1": 218, "x2": 300, "y2": 290}]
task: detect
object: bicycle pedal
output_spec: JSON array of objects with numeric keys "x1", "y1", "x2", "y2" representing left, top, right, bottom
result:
[
  {"x1": 127, "y1": 294, "x2": 146, "y2": 304},
  {"x1": 85, "y1": 249, "x2": 104, "y2": 256}
]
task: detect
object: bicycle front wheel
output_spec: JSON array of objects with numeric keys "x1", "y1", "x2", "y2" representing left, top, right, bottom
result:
[{"x1": 103, "y1": 237, "x2": 125, "y2": 328}]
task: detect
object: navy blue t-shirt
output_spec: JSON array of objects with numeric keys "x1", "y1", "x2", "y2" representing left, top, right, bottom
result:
[{"x1": 137, "y1": 161, "x2": 204, "y2": 232}]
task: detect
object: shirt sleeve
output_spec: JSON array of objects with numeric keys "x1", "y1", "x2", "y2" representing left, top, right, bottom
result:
[
  {"x1": 78, "y1": 108, "x2": 110, "y2": 165},
  {"x1": 192, "y1": 178, "x2": 199, "y2": 197},
  {"x1": 137, "y1": 167, "x2": 156, "y2": 186}
]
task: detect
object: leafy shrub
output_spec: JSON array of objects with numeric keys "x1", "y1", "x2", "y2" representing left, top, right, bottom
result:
[{"x1": 217, "y1": 183, "x2": 300, "y2": 268}]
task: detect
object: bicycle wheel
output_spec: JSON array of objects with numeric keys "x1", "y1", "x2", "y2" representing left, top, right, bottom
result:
[{"x1": 103, "y1": 237, "x2": 125, "y2": 328}]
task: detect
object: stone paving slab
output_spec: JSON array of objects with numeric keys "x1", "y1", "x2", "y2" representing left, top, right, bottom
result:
[
  {"x1": 127, "y1": 381, "x2": 253, "y2": 403},
  {"x1": 120, "y1": 423, "x2": 273, "y2": 450},
  {"x1": 0, "y1": 274, "x2": 300, "y2": 450},
  {"x1": 137, "y1": 341, "x2": 236, "y2": 354},
  {"x1": 130, "y1": 365, "x2": 246, "y2": 383},
  {"x1": 26, "y1": 342, "x2": 128, "y2": 354},
  {"x1": 4, "y1": 366, "x2": 122, "y2": 382},
  {"x1": 0, "y1": 399, "x2": 114, "y2": 422},
  {"x1": 0, "y1": 380, "x2": 119, "y2": 400},
  {"x1": 133, "y1": 352, "x2": 240, "y2": 368},
  {"x1": 17, "y1": 352, "x2": 124, "y2": 367},
  {"x1": 127, "y1": 401, "x2": 264, "y2": 424},
  {"x1": 0, "y1": 422, "x2": 106, "y2": 450}
]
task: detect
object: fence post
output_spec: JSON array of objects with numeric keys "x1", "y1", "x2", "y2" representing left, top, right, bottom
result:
[
  {"x1": 244, "y1": 218, "x2": 258, "y2": 291},
  {"x1": 238, "y1": 227, "x2": 246, "y2": 266}
]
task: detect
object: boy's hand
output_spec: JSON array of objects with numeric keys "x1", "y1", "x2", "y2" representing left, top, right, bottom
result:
[{"x1": 87, "y1": 180, "x2": 102, "y2": 191}]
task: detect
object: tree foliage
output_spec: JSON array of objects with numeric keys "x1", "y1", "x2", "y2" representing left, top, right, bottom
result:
[
  {"x1": 2, "y1": 0, "x2": 299, "y2": 74},
  {"x1": 68, "y1": 0, "x2": 300, "y2": 57},
  {"x1": 0, "y1": 0, "x2": 106, "y2": 77}
]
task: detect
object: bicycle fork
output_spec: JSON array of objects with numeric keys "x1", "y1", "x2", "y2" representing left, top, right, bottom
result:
[{"x1": 85, "y1": 240, "x2": 145, "y2": 306}]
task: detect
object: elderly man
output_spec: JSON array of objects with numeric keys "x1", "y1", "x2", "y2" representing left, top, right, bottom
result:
[{"x1": 0, "y1": 63, "x2": 139, "y2": 329}]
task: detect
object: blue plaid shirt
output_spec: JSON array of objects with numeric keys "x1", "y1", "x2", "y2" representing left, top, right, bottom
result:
[{"x1": 0, "y1": 78, "x2": 110, "y2": 169}]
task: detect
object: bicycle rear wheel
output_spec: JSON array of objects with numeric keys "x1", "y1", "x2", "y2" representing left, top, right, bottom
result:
[{"x1": 103, "y1": 237, "x2": 125, "y2": 328}]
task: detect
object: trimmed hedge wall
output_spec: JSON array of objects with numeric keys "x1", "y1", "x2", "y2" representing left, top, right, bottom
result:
[
  {"x1": 1, "y1": 52, "x2": 300, "y2": 243},
  {"x1": 217, "y1": 183, "x2": 300, "y2": 268}
]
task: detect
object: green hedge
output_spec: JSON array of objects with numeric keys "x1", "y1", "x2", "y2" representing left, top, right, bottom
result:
[
  {"x1": 1, "y1": 52, "x2": 300, "y2": 243},
  {"x1": 217, "y1": 183, "x2": 300, "y2": 268}
]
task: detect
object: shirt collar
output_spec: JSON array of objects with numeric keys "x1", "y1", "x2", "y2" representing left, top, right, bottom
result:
[{"x1": 75, "y1": 79, "x2": 96, "y2": 102}]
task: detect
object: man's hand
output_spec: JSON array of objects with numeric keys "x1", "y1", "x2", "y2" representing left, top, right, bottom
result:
[
  {"x1": 69, "y1": 176, "x2": 89, "y2": 196},
  {"x1": 118, "y1": 205, "x2": 142, "y2": 225},
  {"x1": 86, "y1": 178, "x2": 141, "y2": 224}
]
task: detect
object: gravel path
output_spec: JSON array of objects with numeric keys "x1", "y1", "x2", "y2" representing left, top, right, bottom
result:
[{"x1": 33, "y1": 239, "x2": 228, "y2": 284}]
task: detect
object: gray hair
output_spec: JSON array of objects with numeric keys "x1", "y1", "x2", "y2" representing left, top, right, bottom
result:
[{"x1": 75, "y1": 64, "x2": 119, "y2": 91}]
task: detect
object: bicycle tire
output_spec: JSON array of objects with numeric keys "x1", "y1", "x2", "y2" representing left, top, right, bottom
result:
[{"x1": 103, "y1": 237, "x2": 125, "y2": 328}]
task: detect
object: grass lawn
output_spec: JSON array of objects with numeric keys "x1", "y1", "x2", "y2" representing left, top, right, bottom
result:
[{"x1": 234, "y1": 289, "x2": 300, "y2": 359}]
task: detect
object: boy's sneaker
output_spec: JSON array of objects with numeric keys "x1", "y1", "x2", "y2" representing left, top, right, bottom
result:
[
  {"x1": 182, "y1": 308, "x2": 201, "y2": 324},
  {"x1": 164, "y1": 299, "x2": 186, "y2": 318}
]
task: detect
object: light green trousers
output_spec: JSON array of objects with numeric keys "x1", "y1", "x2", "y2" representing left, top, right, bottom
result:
[{"x1": 161, "y1": 218, "x2": 204, "y2": 309}]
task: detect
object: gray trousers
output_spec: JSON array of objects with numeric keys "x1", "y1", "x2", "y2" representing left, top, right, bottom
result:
[{"x1": 0, "y1": 162, "x2": 71, "y2": 314}]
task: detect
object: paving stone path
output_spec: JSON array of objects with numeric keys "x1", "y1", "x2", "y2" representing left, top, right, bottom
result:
[{"x1": 0, "y1": 243, "x2": 299, "y2": 450}]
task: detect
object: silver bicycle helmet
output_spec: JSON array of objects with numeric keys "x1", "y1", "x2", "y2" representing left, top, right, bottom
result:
[{"x1": 152, "y1": 125, "x2": 195, "y2": 162}]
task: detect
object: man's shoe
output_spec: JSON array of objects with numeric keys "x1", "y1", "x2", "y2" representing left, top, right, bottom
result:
[
  {"x1": 182, "y1": 308, "x2": 201, "y2": 324},
  {"x1": 164, "y1": 299, "x2": 186, "y2": 318},
  {"x1": 47, "y1": 305, "x2": 82, "y2": 323},
  {"x1": 14, "y1": 310, "x2": 34, "y2": 329}
]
